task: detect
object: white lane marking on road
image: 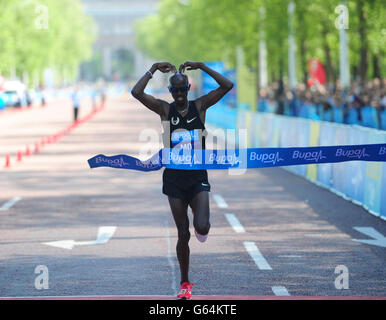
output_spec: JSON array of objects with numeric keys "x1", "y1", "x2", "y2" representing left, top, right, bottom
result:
[
  {"x1": 243, "y1": 242, "x2": 272, "y2": 270},
  {"x1": 165, "y1": 220, "x2": 177, "y2": 296},
  {"x1": 43, "y1": 226, "x2": 117, "y2": 249},
  {"x1": 0, "y1": 197, "x2": 21, "y2": 211},
  {"x1": 272, "y1": 286, "x2": 290, "y2": 296},
  {"x1": 352, "y1": 227, "x2": 386, "y2": 248},
  {"x1": 225, "y1": 213, "x2": 245, "y2": 233},
  {"x1": 212, "y1": 194, "x2": 228, "y2": 208},
  {"x1": 278, "y1": 255, "x2": 302, "y2": 258}
]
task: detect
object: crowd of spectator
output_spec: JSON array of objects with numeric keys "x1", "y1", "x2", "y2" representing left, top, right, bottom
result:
[{"x1": 257, "y1": 78, "x2": 386, "y2": 131}]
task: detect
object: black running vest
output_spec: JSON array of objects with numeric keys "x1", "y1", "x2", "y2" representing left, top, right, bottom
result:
[{"x1": 163, "y1": 100, "x2": 206, "y2": 151}]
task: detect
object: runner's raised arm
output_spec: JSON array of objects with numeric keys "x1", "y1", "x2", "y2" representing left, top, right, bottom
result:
[
  {"x1": 179, "y1": 61, "x2": 234, "y2": 111},
  {"x1": 131, "y1": 62, "x2": 177, "y2": 117}
]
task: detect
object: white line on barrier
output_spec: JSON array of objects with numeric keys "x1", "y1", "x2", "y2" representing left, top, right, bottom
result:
[
  {"x1": 225, "y1": 213, "x2": 245, "y2": 233},
  {"x1": 0, "y1": 197, "x2": 21, "y2": 211},
  {"x1": 272, "y1": 286, "x2": 290, "y2": 296},
  {"x1": 243, "y1": 241, "x2": 272, "y2": 270},
  {"x1": 213, "y1": 194, "x2": 228, "y2": 208}
]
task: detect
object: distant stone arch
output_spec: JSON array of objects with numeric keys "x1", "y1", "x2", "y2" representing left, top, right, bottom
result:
[
  {"x1": 80, "y1": 0, "x2": 158, "y2": 81},
  {"x1": 111, "y1": 48, "x2": 135, "y2": 81}
]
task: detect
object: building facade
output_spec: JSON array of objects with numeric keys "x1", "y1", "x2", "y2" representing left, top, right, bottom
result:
[{"x1": 81, "y1": 0, "x2": 158, "y2": 80}]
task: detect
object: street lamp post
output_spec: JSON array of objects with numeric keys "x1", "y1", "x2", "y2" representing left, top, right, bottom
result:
[
  {"x1": 259, "y1": 6, "x2": 268, "y2": 90},
  {"x1": 335, "y1": 2, "x2": 350, "y2": 89},
  {"x1": 288, "y1": 1, "x2": 297, "y2": 90}
]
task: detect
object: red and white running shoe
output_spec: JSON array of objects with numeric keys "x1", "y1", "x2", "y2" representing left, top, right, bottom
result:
[{"x1": 177, "y1": 282, "x2": 195, "y2": 300}]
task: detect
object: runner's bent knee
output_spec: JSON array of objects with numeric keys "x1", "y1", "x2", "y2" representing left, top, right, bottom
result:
[{"x1": 193, "y1": 221, "x2": 210, "y2": 236}]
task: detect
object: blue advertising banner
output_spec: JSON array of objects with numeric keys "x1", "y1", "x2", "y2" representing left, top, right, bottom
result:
[
  {"x1": 363, "y1": 131, "x2": 386, "y2": 215},
  {"x1": 224, "y1": 106, "x2": 237, "y2": 130},
  {"x1": 259, "y1": 114, "x2": 271, "y2": 148},
  {"x1": 317, "y1": 122, "x2": 336, "y2": 188},
  {"x1": 279, "y1": 116, "x2": 295, "y2": 148},
  {"x1": 223, "y1": 69, "x2": 237, "y2": 109},
  {"x1": 88, "y1": 144, "x2": 386, "y2": 172},
  {"x1": 289, "y1": 119, "x2": 310, "y2": 177},
  {"x1": 236, "y1": 110, "x2": 247, "y2": 132},
  {"x1": 204, "y1": 108, "x2": 386, "y2": 220},
  {"x1": 381, "y1": 161, "x2": 386, "y2": 219},
  {"x1": 201, "y1": 61, "x2": 237, "y2": 129},
  {"x1": 202, "y1": 61, "x2": 225, "y2": 95},
  {"x1": 266, "y1": 115, "x2": 275, "y2": 147},
  {"x1": 283, "y1": 118, "x2": 300, "y2": 175},
  {"x1": 252, "y1": 112, "x2": 263, "y2": 147},
  {"x1": 345, "y1": 127, "x2": 369, "y2": 203},
  {"x1": 331, "y1": 125, "x2": 350, "y2": 194}
]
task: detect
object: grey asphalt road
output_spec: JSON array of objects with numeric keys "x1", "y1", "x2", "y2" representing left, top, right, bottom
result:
[{"x1": 0, "y1": 96, "x2": 385, "y2": 299}]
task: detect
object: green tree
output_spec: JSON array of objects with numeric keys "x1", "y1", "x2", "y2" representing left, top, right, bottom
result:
[
  {"x1": 0, "y1": 0, "x2": 96, "y2": 86},
  {"x1": 134, "y1": 0, "x2": 385, "y2": 87}
]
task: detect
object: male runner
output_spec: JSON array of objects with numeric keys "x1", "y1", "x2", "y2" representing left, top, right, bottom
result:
[{"x1": 131, "y1": 61, "x2": 233, "y2": 299}]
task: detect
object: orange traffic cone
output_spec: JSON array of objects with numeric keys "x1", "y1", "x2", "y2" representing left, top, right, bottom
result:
[
  {"x1": 4, "y1": 154, "x2": 10, "y2": 168},
  {"x1": 25, "y1": 145, "x2": 31, "y2": 156},
  {"x1": 34, "y1": 142, "x2": 40, "y2": 154}
]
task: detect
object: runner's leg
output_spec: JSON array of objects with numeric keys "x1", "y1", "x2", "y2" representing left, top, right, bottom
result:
[
  {"x1": 189, "y1": 191, "x2": 210, "y2": 236},
  {"x1": 168, "y1": 196, "x2": 190, "y2": 284}
]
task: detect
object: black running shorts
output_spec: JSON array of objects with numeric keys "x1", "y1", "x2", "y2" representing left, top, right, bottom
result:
[{"x1": 162, "y1": 168, "x2": 211, "y2": 201}]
